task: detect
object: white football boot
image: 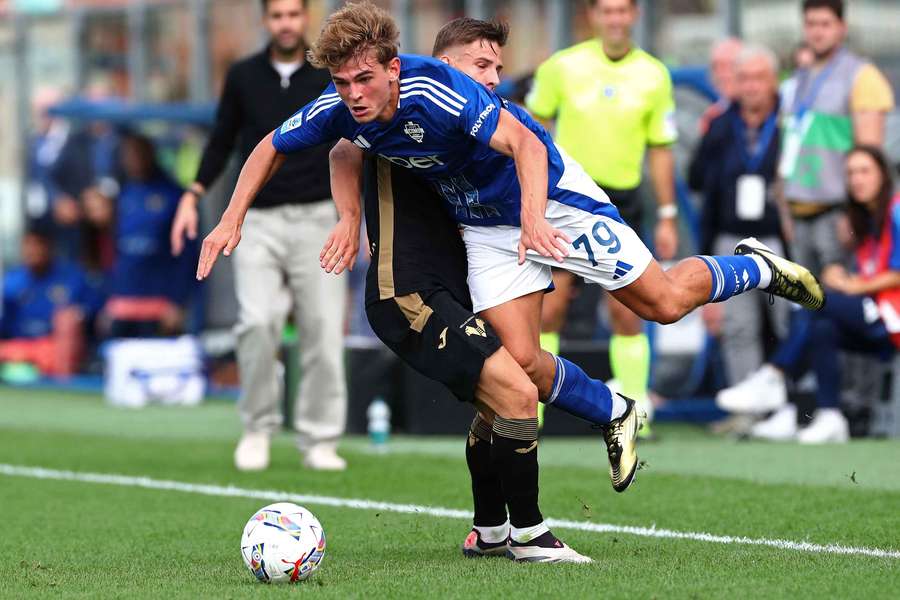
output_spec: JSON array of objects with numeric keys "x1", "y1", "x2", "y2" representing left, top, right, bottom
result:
[
  {"x1": 750, "y1": 404, "x2": 798, "y2": 441},
  {"x1": 507, "y1": 533, "x2": 593, "y2": 564},
  {"x1": 303, "y1": 442, "x2": 347, "y2": 471},
  {"x1": 797, "y1": 408, "x2": 849, "y2": 444},
  {"x1": 716, "y1": 364, "x2": 787, "y2": 415},
  {"x1": 234, "y1": 432, "x2": 271, "y2": 471}
]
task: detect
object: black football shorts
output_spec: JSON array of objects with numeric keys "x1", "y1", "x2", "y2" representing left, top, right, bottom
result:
[{"x1": 365, "y1": 289, "x2": 502, "y2": 403}]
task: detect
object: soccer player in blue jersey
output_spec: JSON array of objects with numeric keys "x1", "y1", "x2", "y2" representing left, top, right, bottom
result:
[{"x1": 197, "y1": 0, "x2": 823, "y2": 504}]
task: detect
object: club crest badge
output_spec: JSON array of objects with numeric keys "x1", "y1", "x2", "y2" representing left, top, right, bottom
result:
[{"x1": 404, "y1": 121, "x2": 425, "y2": 143}]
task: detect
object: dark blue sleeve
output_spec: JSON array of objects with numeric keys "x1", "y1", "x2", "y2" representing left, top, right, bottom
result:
[
  {"x1": 272, "y1": 84, "x2": 347, "y2": 153},
  {"x1": 444, "y1": 69, "x2": 503, "y2": 146},
  {"x1": 888, "y1": 202, "x2": 900, "y2": 271}
]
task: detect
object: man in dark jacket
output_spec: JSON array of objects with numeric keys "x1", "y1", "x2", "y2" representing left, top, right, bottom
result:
[
  {"x1": 689, "y1": 43, "x2": 789, "y2": 389},
  {"x1": 170, "y1": 0, "x2": 347, "y2": 471}
]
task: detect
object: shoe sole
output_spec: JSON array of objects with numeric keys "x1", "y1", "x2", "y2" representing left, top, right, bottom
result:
[
  {"x1": 505, "y1": 549, "x2": 593, "y2": 564},
  {"x1": 610, "y1": 402, "x2": 643, "y2": 493},
  {"x1": 462, "y1": 546, "x2": 507, "y2": 558}
]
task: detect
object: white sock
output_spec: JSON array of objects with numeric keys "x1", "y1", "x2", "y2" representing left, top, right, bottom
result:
[
  {"x1": 474, "y1": 520, "x2": 510, "y2": 544},
  {"x1": 750, "y1": 255, "x2": 772, "y2": 289},
  {"x1": 610, "y1": 393, "x2": 628, "y2": 420},
  {"x1": 510, "y1": 521, "x2": 549, "y2": 544}
]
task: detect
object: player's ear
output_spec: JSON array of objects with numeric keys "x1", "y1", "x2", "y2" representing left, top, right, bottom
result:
[
  {"x1": 438, "y1": 54, "x2": 451, "y2": 66},
  {"x1": 386, "y1": 56, "x2": 401, "y2": 81}
]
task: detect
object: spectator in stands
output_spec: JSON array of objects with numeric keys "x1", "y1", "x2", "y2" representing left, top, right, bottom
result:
[
  {"x1": 50, "y1": 80, "x2": 121, "y2": 270},
  {"x1": 779, "y1": 43, "x2": 815, "y2": 111},
  {"x1": 690, "y1": 44, "x2": 789, "y2": 390},
  {"x1": 0, "y1": 225, "x2": 94, "y2": 377},
  {"x1": 779, "y1": 0, "x2": 894, "y2": 278},
  {"x1": 24, "y1": 87, "x2": 69, "y2": 230},
  {"x1": 719, "y1": 146, "x2": 900, "y2": 443},
  {"x1": 698, "y1": 37, "x2": 743, "y2": 135},
  {"x1": 101, "y1": 133, "x2": 198, "y2": 338},
  {"x1": 170, "y1": 0, "x2": 347, "y2": 471}
]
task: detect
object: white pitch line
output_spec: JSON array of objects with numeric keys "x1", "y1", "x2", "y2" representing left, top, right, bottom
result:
[{"x1": 2, "y1": 463, "x2": 897, "y2": 560}]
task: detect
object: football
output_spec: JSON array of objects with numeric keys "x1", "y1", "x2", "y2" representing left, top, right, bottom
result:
[{"x1": 240, "y1": 502, "x2": 326, "y2": 583}]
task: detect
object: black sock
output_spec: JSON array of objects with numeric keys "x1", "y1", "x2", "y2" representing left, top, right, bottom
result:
[
  {"x1": 490, "y1": 416, "x2": 543, "y2": 529},
  {"x1": 466, "y1": 415, "x2": 507, "y2": 527}
]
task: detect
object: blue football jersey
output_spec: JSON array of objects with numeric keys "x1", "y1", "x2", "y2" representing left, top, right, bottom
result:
[{"x1": 272, "y1": 54, "x2": 621, "y2": 227}]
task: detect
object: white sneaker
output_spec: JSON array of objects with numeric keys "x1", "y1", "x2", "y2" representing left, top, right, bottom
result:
[
  {"x1": 716, "y1": 365, "x2": 787, "y2": 415},
  {"x1": 750, "y1": 404, "x2": 797, "y2": 440},
  {"x1": 303, "y1": 443, "x2": 347, "y2": 471},
  {"x1": 507, "y1": 534, "x2": 593, "y2": 564},
  {"x1": 797, "y1": 408, "x2": 849, "y2": 444},
  {"x1": 234, "y1": 432, "x2": 271, "y2": 471}
]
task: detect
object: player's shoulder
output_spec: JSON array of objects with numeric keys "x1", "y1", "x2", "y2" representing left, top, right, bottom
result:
[
  {"x1": 541, "y1": 39, "x2": 599, "y2": 71},
  {"x1": 631, "y1": 48, "x2": 671, "y2": 83},
  {"x1": 3, "y1": 265, "x2": 32, "y2": 291},
  {"x1": 398, "y1": 54, "x2": 476, "y2": 117},
  {"x1": 399, "y1": 54, "x2": 475, "y2": 89}
]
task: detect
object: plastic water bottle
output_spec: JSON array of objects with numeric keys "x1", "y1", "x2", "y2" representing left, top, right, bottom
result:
[{"x1": 367, "y1": 397, "x2": 391, "y2": 452}]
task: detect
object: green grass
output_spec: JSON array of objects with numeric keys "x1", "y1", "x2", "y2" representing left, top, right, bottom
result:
[{"x1": 1, "y1": 387, "x2": 899, "y2": 598}]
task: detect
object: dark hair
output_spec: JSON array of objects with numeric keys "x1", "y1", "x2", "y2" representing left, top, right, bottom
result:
[
  {"x1": 586, "y1": 0, "x2": 638, "y2": 7},
  {"x1": 432, "y1": 18, "x2": 509, "y2": 56},
  {"x1": 24, "y1": 221, "x2": 54, "y2": 243},
  {"x1": 260, "y1": 0, "x2": 306, "y2": 10},
  {"x1": 846, "y1": 145, "x2": 895, "y2": 247},
  {"x1": 802, "y1": 0, "x2": 844, "y2": 20}
]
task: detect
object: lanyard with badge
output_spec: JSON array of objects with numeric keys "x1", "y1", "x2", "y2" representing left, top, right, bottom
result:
[
  {"x1": 778, "y1": 49, "x2": 843, "y2": 178},
  {"x1": 733, "y1": 110, "x2": 777, "y2": 220}
]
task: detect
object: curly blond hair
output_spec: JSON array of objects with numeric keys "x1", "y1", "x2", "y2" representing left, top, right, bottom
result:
[{"x1": 308, "y1": 1, "x2": 399, "y2": 70}]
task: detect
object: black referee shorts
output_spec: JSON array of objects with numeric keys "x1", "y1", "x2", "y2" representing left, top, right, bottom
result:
[
  {"x1": 605, "y1": 186, "x2": 642, "y2": 231},
  {"x1": 365, "y1": 289, "x2": 502, "y2": 403}
]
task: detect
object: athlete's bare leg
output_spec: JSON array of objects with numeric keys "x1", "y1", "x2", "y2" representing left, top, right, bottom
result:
[
  {"x1": 608, "y1": 295, "x2": 643, "y2": 335},
  {"x1": 473, "y1": 346, "x2": 539, "y2": 419},
  {"x1": 479, "y1": 291, "x2": 556, "y2": 401},
  {"x1": 541, "y1": 270, "x2": 576, "y2": 333},
  {"x1": 611, "y1": 258, "x2": 713, "y2": 324}
]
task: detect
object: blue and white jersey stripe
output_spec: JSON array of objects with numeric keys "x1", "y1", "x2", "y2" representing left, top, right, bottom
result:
[{"x1": 272, "y1": 54, "x2": 622, "y2": 227}]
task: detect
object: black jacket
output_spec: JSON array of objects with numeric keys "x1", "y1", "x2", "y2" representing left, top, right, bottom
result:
[
  {"x1": 195, "y1": 47, "x2": 333, "y2": 208},
  {"x1": 689, "y1": 101, "x2": 783, "y2": 254}
]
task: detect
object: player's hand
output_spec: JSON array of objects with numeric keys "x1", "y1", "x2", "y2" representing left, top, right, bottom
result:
[
  {"x1": 519, "y1": 214, "x2": 571, "y2": 265},
  {"x1": 196, "y1": 215, "x2": 242, "y2": 280},
  {"x1": 171, "y1": 192, "x2": 200, "y2": 256},
  {"x1": 320, "y1": 214, "x2": 360, "y2": 275},
  {"x1": 654, "y1": 218, "x2": 678, "y2": 261}
]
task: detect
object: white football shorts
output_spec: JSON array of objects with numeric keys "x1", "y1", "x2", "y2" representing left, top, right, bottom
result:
[{"x1": 462, "y1": 200, "x2": 653, "y2": 313}]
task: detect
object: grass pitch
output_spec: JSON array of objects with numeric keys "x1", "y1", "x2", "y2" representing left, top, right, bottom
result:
[{"x1": 1, "y1": 387, "x2": 898, "y2": 599}]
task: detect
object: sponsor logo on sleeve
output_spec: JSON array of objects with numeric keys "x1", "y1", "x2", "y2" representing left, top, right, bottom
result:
[
  {"x1": 280, "y1": 113, "x2": 303, "y2": 134},
  {"x1": 469, "y1": 103, "x2": 495, "y2": 137}
]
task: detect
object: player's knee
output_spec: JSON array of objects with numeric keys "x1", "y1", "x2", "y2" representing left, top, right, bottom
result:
[
  {"x1": 503, "y1": 378, "x2": 539, "y2": 420},
  {"x1": 507, "y1": 346, "x2": 543, "y2": 381},
  {"x1": 644, "y1": 300, "x2": 684, "y2": 325}
]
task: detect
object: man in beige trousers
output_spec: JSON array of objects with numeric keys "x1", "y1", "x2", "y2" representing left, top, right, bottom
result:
[{"x1": 170, "y1": 0, "x2": 347, "y2": 471}]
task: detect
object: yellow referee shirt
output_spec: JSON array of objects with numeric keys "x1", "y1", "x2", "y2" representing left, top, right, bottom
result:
[{"x1": 527, "y1": 39, "x2": 677, "y2": 190}]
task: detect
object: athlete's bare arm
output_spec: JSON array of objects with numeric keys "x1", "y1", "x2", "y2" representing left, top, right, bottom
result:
[
  {"x1": 488, "y1": 108, "x2": 570, "y2": 264},
  {"x1": 647, "y1": 145, "x2": 678, "y2": 260},
  {"x1": 321, "y1": 139, "x2": 364, "y2": 275},
  {"x1": 196, "y1": 130, "x2": 285, "y2": 280}
]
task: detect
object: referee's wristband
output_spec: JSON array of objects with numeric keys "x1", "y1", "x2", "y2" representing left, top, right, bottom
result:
[{"x1": 657, "y1": 204, "x2": 678, "y2": 220}]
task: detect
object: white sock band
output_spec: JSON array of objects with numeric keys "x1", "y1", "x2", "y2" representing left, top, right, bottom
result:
[
  {"x1": 750, "y1": 255, "x2": 772, "y2": 289},
  {"x1": 510, "y1": 521, "x2": 549, "y2": 544},
  {"x1": 474, "y1": 520, "x2": 510, "y2": 544}
]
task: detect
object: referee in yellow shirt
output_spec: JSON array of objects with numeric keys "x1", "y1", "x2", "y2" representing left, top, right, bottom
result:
[{"x1": 527, "y1": 0, "x2": 678, "y2": 436}]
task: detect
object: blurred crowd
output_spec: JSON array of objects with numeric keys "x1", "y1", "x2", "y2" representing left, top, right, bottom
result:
[
  {"x1": 2, "y1": 84, "x2": 200, "y2": 379},
  {"x1": 2, "y1": 0, "x2": 899, "y2": 445}
]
